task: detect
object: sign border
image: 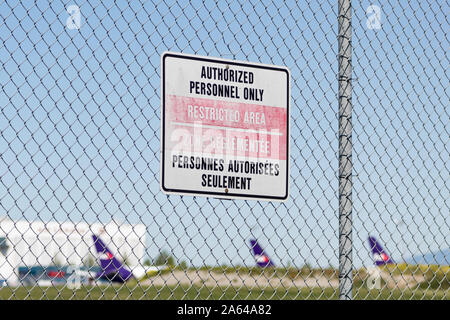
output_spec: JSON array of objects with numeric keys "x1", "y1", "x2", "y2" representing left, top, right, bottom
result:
[{"x1": 161, "y1": 51, "x2": 290, "y2": 201}]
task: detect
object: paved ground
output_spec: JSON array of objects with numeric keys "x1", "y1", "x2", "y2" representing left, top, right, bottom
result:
[{"x1": 141, "y1": 270, "x2": 339, "y2": 289}]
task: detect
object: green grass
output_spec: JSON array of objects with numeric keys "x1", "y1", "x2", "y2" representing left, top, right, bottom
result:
[
  {"x1": 0, "y1": 284, "x2": 447, "y2": 300},
  {"x1": 2, "y1": 264, "x2": 447, "y2": 300}
]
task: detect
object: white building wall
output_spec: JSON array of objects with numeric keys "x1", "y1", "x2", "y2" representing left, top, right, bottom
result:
[{"x1": 0, "y1": 217, "x2": 147, "y2": 284}]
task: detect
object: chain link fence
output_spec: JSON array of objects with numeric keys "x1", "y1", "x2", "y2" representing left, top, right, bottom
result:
[{"x1": 0, "y1": 0, "x2": 448, "y2": 300}]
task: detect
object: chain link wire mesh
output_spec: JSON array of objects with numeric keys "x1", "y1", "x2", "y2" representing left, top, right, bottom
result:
[{"x1": 0, "y1": 0, "x2": 448, "y2": 300}]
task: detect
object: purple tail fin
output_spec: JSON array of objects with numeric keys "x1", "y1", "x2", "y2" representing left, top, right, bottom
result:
[
  {"x1": 249, "y1": 239, "x2": 274, "y2": 268},
  {"x1": 368, "y1": 236, "x2": 394, "y2": 266},
  {"x1": 92, "y1": 235, "x2": 133, "y2": 283}
]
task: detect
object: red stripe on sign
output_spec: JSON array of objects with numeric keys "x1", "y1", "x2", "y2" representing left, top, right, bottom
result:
[
  {"x1": 166, "y1": 95, "x2": 287, "y2": 133},
  {"x1": 167, "y1": 124, "x2": 286, "y2": 160}
]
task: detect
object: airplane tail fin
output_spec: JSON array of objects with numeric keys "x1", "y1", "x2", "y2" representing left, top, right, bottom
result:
[
  {"x1": 92, "y1": 234, "x2": 133, "y2": 282},
  {"x1": 249, "y1": 239, "x2": 274, "y2": 268},
  {"x1": 368, "y1": 236, "x2": 394, "y2": 266}
]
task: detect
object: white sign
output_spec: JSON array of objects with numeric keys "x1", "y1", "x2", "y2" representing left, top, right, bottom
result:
[{"x1": 161, "y1": 52, "x2": 290, "y2": 201}]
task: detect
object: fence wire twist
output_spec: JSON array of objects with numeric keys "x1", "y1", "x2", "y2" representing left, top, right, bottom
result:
[{"x1": 0, "y1": 0, "x2": 448, "y2": 300}]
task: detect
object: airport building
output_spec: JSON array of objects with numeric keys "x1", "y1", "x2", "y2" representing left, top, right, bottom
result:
[{"x1": 0, "y1": 217, "x2": 146, "y2": 285}]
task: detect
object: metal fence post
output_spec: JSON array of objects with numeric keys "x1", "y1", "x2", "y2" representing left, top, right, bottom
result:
[
  {"x1": 338, "y1": 0, "x2": 353, "y2": 300},
  {"x1": 0, "y1": 0, "x2": 448, "y2": 301}
]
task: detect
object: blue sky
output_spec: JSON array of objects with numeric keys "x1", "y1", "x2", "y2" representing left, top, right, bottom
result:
[{"x1": 0, "y1": 0, "x2": 448, "y2": 268}]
